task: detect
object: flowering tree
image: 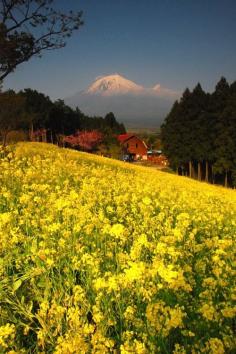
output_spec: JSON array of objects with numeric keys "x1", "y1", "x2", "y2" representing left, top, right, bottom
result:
[
  {"x1": 30, "y1": 128, "x2": 47, "y2": 142},
  {"x1": 64, "y1": 130, "x2": 103, "y2": 151}
]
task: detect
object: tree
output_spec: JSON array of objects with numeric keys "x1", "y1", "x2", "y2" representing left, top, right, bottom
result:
[
  {"x1": 0, "y1": 86, "x2": 126, "y2": 146},
  {"x1": 64, "y1": 130, "x2": 103, "y2": 152},
  {"x1": 0, "y1": 90, "x2": 27, "y2": 145},
  {"x1": 161, "y1": 77, "x2": 236, "y2": 187},
  {"x1": 98, "y1": 133, "x2": 123, "y2": 159},
  {"x1": 46, "y1": 99, "x2": 82, "y2": 143},
  {"x1": 0, "y1": 0, "x2": 83, "y2": 81},
  {"x1": 104, "y1": 112, "x2": 126, "y2": 134},
  {"x1": 20, "y1": 88, "x2": 53, "y2": 140},
  {"x1": 161, "y1": 90, "x2": 194, "y2": 175},
  {"x1": 186, "y1": 83, "x2": 208, "y2": 180},
  {"x1": 213, "y1": 78, "x2": 235, "y2": 187}
]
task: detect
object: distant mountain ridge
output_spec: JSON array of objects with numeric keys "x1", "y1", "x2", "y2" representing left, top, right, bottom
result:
[{"x1": 65, "y1": 74, "x2": 179, "y2": 128}]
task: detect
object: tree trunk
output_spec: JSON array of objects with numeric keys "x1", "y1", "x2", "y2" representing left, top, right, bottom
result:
[
  {"x1": 197, "y1": 161, "x2": 201, "y2": 181},
  {"x1": 30, "y1": 122, "x2": 34, "y2": 141},
  {"x1": 50, "y1": 130, "x2": 53, "y2": 144},
  {"x1": 43, "y1": 131, "x2": 47, "y2": 142},
  {"x1": 205, "y1": 161, "x2": 209, "y2": 182},
  {"x1": 211, "y1": 164, "x2": 214, "y2": 184},
  {"x1": 225, "y1": 170, "x2": 228, "y2": 188},
  {"x1": 3, "y1": 131, "x2": 8, "y2": 147},
  {"x1": 189, "y1": 161, "x2": 192, "y2": 178}
]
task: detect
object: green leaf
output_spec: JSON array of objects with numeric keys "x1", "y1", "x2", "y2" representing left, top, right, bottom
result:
[{"x1": 13, "y1": 279, "x2": 22, "y2": 292}]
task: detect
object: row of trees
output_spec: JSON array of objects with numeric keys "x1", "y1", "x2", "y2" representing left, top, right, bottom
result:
[
  {"x1": 0, "y1": 88, "x2": 126, "y2": 149},
  {"x1": 161, "y1": 77, "x2": 236, "y2": 187}
]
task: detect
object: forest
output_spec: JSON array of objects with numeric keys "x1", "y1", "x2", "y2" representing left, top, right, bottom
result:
[
  {"x1": 0, "y1": 88, "x2": 126, "y2": 151},
  {"x1": 161, "y1": 77, "x2": 236, "y2": 187}
]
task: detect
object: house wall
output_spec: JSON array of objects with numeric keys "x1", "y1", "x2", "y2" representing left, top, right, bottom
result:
[{"x1": 124, "y1": 136, "x2": 147, "y2": 157}]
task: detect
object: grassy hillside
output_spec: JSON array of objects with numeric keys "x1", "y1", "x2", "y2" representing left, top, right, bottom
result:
[{"x1": 0, "y1": 143, "x2": 235, "y2": 353}]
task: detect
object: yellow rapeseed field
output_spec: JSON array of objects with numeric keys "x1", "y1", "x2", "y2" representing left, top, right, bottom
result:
[{"x1": 0, "y1": 142, "x2": 235, "y2": 353}]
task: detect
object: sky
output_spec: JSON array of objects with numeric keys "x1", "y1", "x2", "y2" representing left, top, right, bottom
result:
[{"x1": 3, "y1": 0, "x2": 236, "y2": 100}]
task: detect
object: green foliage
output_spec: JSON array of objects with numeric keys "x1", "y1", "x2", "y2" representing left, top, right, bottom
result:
[
  {"x1": 0, "y1": 88, "x2": 126, "y2": 147},
  {"x1": 0, "y1": 91, "x2": 28, "y2": 145},
  {"x1": 19, "y1": 89, "x2": 53, "y2": 130},
  {"x1": 97, "y1": 134, "x2": 123, "y2": 159},
  {"x1": 161, "y1": 77, "x2": 236, "y2": 187}
]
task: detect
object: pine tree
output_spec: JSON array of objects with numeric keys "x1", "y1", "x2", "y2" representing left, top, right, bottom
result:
[
  {"x1": 212, "y1": 77, "x2": 232, "y2": 186},
  {"x1": 161, "y1": 77, "x2": 236, "y2": 187}
]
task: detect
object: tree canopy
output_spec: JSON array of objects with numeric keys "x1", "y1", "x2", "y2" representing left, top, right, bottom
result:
[
  {"x1": 0, "y1": 90, "x2": 27, "y2": 145},
  {"x1": 161, "y1": 77, "x2": 236, "y2": 187},
  {"x1": 64, "y1": 130, "x2": 103, "y2": 152},
  {"x1": 0, "y1": 88, "x2": 126, "y2": 148},
  {"x1": 0, "y1": 0, "x2": 83, "y2": 81}
]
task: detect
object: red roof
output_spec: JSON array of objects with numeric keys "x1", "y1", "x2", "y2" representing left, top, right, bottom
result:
[{"x1": 117, "y1": 134, "x2": 134, "y2": 143}]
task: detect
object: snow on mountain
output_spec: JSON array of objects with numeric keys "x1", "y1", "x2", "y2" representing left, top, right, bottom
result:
[
  {"x1": 65, "y1": 74, "x2": 180, "y2": 127},
  {"x1": 85, "y1": 74, "x2": 143, "y2": 96},
  {"x1": 151, "y1": 83, "x2": 178, "y2": 97},
  {"x1": 85, "y1": 74, "x2": 178, "y2": 98}
]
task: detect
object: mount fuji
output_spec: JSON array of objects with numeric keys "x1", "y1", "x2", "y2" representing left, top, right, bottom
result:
[
  {"x1": 86, "y1": 74, "x2": 143, "y2": 96},
  {"x1": 65, "y1": 74, "x2": 179, "y2": 128}
]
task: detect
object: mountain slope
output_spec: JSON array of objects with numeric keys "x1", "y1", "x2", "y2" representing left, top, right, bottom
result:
[
  {"x1": 86, "y1": 74, "x2": 143, "y2": 96},
  {"x1": 65, "y1": 74, "x2": 180, "y2": 128}
]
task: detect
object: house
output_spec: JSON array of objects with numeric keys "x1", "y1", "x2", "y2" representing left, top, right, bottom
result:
[{"x1": 117, "y1": 134, "x2": 148, "y2": 160}]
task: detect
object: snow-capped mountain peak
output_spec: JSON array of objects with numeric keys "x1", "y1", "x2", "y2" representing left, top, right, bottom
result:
[
  {"x1": 65, "y1": 74, "x2": 180, "y2": 127},
  {"x1": 86, "y1": 74, "x2": 144, "y2": 96}
]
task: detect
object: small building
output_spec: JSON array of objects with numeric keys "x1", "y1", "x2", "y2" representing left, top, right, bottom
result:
[
  {"x1": 118, "y1": 134, "x2": 148, "y2": 161},
  {"x1": 147, "y1": 149, "x2": 169, "y2": 166}
]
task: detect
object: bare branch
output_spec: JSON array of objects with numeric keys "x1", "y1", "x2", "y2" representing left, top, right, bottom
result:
[{"x1": 0, "y1": 0, "x2": 83, "y2": 81}]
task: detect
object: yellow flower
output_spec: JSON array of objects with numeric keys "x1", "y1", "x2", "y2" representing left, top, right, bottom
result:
[
  {"x1": 0, "y1": 323, "x2": 15, "y2": 349},
  {"x1": 142, "y1": 196, "x2": 151, "y2": 205},
  {"x1": 205, "y1": 338, "x2": 225, "y2": 354},
  {"x1": 200, "y1": 303, "x2": 215, "y2": 321},
  {"x1": 1, "y1": 142, "x2": 236, "y2": 353},
  {"x1": 221, "y1": 307, "x2": 235, "y2": 318},
  {"x1": 110, "y1": 223, "x2": 125, "y2": 237}
]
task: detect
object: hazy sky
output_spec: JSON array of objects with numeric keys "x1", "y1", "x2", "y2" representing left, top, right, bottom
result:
[{"x1": 4, "y1": 0, "x2": 236, "y2": 100}]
